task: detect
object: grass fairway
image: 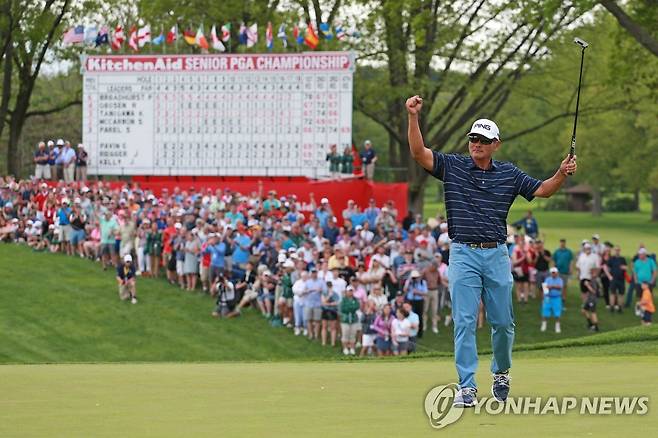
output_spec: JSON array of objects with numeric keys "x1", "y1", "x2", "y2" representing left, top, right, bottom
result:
[{"x1": 2, "y1": 355, "x2": 657, "y2": 437}]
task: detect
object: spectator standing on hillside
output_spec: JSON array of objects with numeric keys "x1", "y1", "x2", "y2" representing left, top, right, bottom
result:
[
  {"x1": 606, "y1": 245, "x2": 627, "y2": 313},
  {"x1": 183, "y1": 230, "x2": 200, "y2": 291},
  {"x1": 541, "y1": 267, "x2": 563, "y2": 333},
  {"x1": 340, "y1": 286, "x2": 360, "y2": 355},
  {"x1": 69, "y1": 203, "x2": 87, "y2": 258},
  {"x1": 553, "y1": 239, "x2": 573, "y2": 304},
  {"x1": 320, "y1": 281, "x2": 339, "y2": 347},
  {"x1": 47, "y1": 140, "x2": 58, "y2": 181},
  {"x1": 341, "y1": 146, "x2": 354, "y2": 176},
  {"x1": 34, "y1": 142, "x2": 51, "y2": 180},
  {"x1": 326, "y1": 144, "x2": 341, "y2": 178},
  {"x1": 57, "y1": 198, "x2": 72, "y2": 255},
  {"x1": 591, "y1": 234, "x2": 604, "y2": 255},
  {"x1": 404, "y1": 270, "x2": 427, "y2": 337},
  {"x1": 58, "y1": 141, "x2": 76, "y2": 183},
  {"x1": 512, "y1": 235, "x2": 531, "y2": 304},
  {"x1": 118, "y1": 210, "x2": 136, "y2": 258},
  {"x1": 145, "y1": 221, "x2": 163, "y2": 278},
  {"x1": 372, "y1": 303, "x2": 393, "y2": 356},
  {"x1": 304, "y1": 268, "x2": 325, "y2": 340},
  {"x1": 634, "y1": 248, "x2": 657, "y2": 294},
  {"x1": 99, "y1": 208, "x2": 118, "y2": 270},
  {"x1": 533, "y1": 240, "x2": 552, "y2": 299},
  {"x1": 576, "y1": 243, "x2": 600, "y2": 302},
  {"x1": 360, "y1": 140, "x2": 377, "y2": 180},
  {"x1": 117, "y1": 254, "x2": 138, "y2": 304},
  {"x1": 75, "y1": 144, "x2": 88, "y2": 181},
  {"x1": 513, "y1": 210, "x2": 539, "y2": 239}
]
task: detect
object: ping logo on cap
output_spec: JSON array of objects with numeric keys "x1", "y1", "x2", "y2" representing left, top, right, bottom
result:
[{"x1": 474, "y1": 123, "x2": 491, "y2": 130}]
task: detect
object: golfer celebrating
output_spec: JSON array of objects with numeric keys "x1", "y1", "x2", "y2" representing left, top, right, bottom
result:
[{"x1": 406, "y1": 95, "x2": 577, "y2": 407}]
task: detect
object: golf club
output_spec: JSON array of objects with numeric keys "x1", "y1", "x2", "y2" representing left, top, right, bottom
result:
[{"x1": 568, "y1": 37, "x2": 589, "y2": 175}]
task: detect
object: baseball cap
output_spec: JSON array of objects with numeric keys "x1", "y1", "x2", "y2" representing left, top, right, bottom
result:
[
  {"x1": 47, "y1": 140, "x2": 54, "y2": 146},
  {"x1": 174, "y1": 222, "x2": 183, "y2": 229},
  {"x1": 592, "y1": 234, "x2": 600, "y2": 240},
  {"x1": 468, "y1": 118, "x2": 500, "y2": 140},
  {"x1": 56, "y1": 139, "x2": 64, "y2": 146},
  {"x1": 320, "y1": 197, "x2": 329, "y2": 204},
  {"x1": 638, "y1": 248, "x2": 648, "y2": 255},
  {"x1": 583, "y1": 243, "x2": 592, "y2": 249},
  {"x1": 550, "y1": 267, "x2": 559, "y2": 273},
  {"x1": 123, "y1": 254, "x2": 132, "y2": 262},
  {"x1": 411, "y1": 270, "x2": 421, "y2": 278}
]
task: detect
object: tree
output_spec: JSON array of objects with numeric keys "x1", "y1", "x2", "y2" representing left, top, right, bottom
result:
[
  {"x1": 2, "y1": 0, "x2": 76, "y2": 176},
  {"x1": 353, "y1": 1, "x2": 586, "y2": 212},
  {"x1": 598, "y1": 0, "x2": 658, "y2": 57}
]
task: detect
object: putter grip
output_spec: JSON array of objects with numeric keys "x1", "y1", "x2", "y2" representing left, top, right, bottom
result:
[{"x1": 567, "y1": 141, "x2": 575, "y2": 176}]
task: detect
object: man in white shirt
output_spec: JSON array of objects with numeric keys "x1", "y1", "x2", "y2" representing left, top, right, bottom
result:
[
  {"x1": 292, "y1": 271, "x2": 308, "y2": 336},
  {"x1": 576, "y1": 243, "x2": 600, "y2": 298},
  {"x1": 327, "y1": 267, "x2": 347, "y2": 299},
  {"x1": 369, "y1": 245, "x2": 390, "y2": 270},
  {"x1": 590, "y1": 234, "x2": 604, "y2": 255}
]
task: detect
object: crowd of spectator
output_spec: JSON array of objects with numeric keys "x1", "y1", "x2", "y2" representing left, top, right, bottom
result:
[{"x1": 1, "y1": 175, "x2": 655, "y2": 357}]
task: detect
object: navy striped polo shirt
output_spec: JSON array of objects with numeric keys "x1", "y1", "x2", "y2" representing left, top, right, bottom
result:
[{"x1": 428, "y1": 151, "x2": 542, "y2": 244}]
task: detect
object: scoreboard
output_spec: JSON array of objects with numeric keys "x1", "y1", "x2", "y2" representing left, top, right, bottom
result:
[{"x1": 81, "y1": 52, "x2": 354, "y2": 177}]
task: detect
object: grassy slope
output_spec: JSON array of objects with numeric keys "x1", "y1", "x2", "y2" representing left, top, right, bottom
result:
[
  {"x1": 1, "y1": 244, "x2": 654, "y2": 364},
  {"x1": 2, "y1": 357, "x2": 657, "y2": 437},
  {"x1": 0, "y1": 244, "x2": 337, "y2": 363}
]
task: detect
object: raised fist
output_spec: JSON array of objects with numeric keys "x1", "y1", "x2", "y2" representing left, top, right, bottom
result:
[{"x1": 406, "y1": 95, "x2": 423, "y2": 115}]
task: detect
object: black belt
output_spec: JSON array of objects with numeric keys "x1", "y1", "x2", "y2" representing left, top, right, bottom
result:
[{"x1": 457, "y1": 242, "x2": 500, "y2": 249}]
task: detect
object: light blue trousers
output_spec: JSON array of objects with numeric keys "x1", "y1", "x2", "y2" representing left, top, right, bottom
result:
[{"x1": 448, "y1": 243, "x2": 515, "y2": 389}]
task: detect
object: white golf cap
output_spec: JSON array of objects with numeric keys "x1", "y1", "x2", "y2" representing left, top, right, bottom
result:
[
  {"x1": 47, "y1": 140, "x2": 54, "y2": 146},
  {"x1": 411, "y1": 270, "x2": 421, "y2": 278},
  {"x1": 174, "y1": 222, "x2": 183, "y2": 229},
  {"x1": 56, "y1": 139, "x2": 64, "y2": 146},
  {"x1": 320, "y1": 197, "x2": 329, "y2": 204},
  {"x1": 277, "y1": 253, "x2": 287, "y2": 263},
  {"x1": 592, "y1": 234, "x2": 600, "y2": 240},
  {"x1": 123, "y1": 254, "x2": 132, "y2": 262},
  {"x1": 583, "y1": 243, "x2": 592, "y2": 249},
  {"x1": 638, "y1": 248, "x2": 648, "y2": 255},
  {"x1": 468, "y1": 119, "x2": 500, "y2": 140},
  {"x1": 550, "y1": 267, "x2": 559, "y2": 273}
]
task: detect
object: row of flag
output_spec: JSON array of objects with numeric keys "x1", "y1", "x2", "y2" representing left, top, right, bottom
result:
[{"x1": 62, "y1": 21, "x2": 357, "y2": 52}]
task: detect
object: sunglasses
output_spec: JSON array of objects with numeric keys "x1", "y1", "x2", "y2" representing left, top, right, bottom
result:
[{"x1": 468, "y1": 134, "x2": 495, "y2": 145}]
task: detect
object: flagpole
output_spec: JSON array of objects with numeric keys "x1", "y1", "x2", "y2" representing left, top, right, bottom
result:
[{"x1": 175, "y1": 23, "x2": 179, "y2": 54}]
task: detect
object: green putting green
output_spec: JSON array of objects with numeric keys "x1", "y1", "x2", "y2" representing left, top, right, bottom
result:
[{"x1": 2, "y1": 356, "x2": 657, "y2": 437}]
